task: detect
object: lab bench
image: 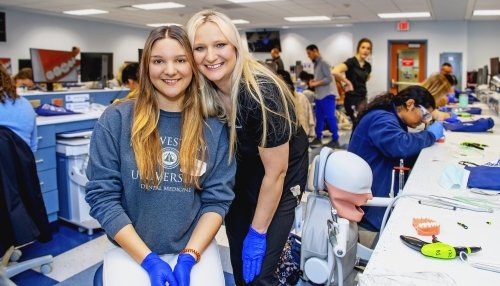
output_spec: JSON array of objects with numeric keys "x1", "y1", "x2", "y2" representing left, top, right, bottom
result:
[
  {"x1": 363, "y1": 103, "x2": 500, "y2": 285},
  {"x1": 25, "y1": 89, "x2": 127, "y2": 222},
  {"x1": 21, "y1": 88, "x2": 129, "y2": 107}
]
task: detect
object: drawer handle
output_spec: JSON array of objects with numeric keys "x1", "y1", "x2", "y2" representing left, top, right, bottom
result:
[
  {"x1": 40, "y1": 181, "x2": 44, "y2": 186},
  {"x1": 35, "y1": 159, "x2": 44, "y2": 164},
  {"x1": 37, "y1": 136, "x2": 43, "y2": 140}
]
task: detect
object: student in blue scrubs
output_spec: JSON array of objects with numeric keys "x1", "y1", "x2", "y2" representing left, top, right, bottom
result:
[{"x1": 348, "y1": 86, "x2": 444, "y2": 237}]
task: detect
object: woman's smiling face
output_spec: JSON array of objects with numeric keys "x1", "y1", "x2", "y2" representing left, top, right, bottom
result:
[
  {"x1": 149, "y1": 37, "x2": 193, "y2": 111},
  {"x1": 192, "y1": 22, "x2": 237, "y2": 89}
]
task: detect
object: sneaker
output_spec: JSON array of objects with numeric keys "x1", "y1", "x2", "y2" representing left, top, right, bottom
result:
[
  {"x1": 326, "y1": 140, "x2": 340, "y2": 149},
  {"x1": 309, "y1": 138, "x2": 322, "y2": 147}
]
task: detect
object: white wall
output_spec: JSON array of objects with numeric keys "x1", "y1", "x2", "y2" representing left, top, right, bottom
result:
[
  {"x1": 2, "y1": 8, "x2": 499, "y2": 93},
  {"x1": 1, "y1": 8, "x2": 150, "y2": 75},
  {"x1": 467, "y1": 21, "x2": 500, "y2": 71},
  {"x1": 352, "y1": 21, "x2": 468, "y2": 98},
  {"x1": 247, "y1": 20, "x2": 497, "y2": 99},
  {"x1": 249, "y1": 27, "x2": 354, "y2": 75}
]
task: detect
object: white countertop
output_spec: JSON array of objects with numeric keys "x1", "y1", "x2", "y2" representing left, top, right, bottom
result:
[
  {"x1": 21, "y1": 88, "x2": 127, "y2": 97},
  {"x1": 362, "y1": 123, "x2": 500, "y2": 285},
  {"x1": 36, "y1": 110, "x2": 103, "y2": 126}
]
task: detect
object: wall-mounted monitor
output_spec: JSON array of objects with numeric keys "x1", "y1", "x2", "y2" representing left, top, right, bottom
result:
[
  {"x1": 18, "y1": 59, "x2": 32, "y2": 70},
  {"x1": 245, "y1": 31, "x2": 281, "y2": 53},
  {"x1": 483, "y1": 65, "x2": 489, "y2": 84},
  {"x1": 477, "y1": 66, "x2": 490, "y2": 85},
  {"x1": 476, "y1": 68, "x2": 483, "y2": 86},
  {"x1": 80, "y1": 52, "x2": 114, "y2": 82},
  {"x1": 30, "y1": 48, "x2": 79, "y2": 88},
  {"x1": 490, "y1": 57, "x2": 499, "y2": 76}
]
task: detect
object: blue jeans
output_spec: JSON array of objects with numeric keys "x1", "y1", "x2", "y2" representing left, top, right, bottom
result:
[{"x1": 314, "y1": 95, "x2": 339, "y2": 141}]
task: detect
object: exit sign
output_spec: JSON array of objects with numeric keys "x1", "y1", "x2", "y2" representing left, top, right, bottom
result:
[{"x1": 397, "y1": 21, "x2": 410, "y2": 31}]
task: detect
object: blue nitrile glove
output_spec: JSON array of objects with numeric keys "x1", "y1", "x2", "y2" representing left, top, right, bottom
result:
[
  {"x1": 173, "y1": 253, "x2": 196, "y2": 286},
  {"x1": 447, "y1": 93, "x2": 456, "y2": 103},
  {"x1": 242, "y1": 225, "x2": 267, "y2": 283},
  {"x1": 445, "y1": 112, "x2": 460, "y2": 123},
  {"x1": 445, "y1": 117, "x2": 461, "y2": 123},
  {"x1": 426, "y1": 121, "x2": 444, "y2": 141},
  {"x1": 141, "y1": 252, "x2": 178, "y2": 286}
]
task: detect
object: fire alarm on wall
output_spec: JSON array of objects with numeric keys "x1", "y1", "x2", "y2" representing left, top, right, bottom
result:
[{"x1": 397, "y1": 20, "x2": 410, "y2": 31}]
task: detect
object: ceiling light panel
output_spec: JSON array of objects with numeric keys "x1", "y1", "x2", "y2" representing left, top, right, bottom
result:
[
  {"x1": 232, "y1": 19, "x2": 250, "y2": 24},
  {"x1": 63, "y1": 9, "x2": 109, "y2": 16},
  {"x1": 331, "y1": 15, "x2": 351, "y2": 20},
  {"x1": 132, "y1": 2, "x2": 185, "y2": 10},
  {"x1": 378, "y1": 12, "x2": 431, "y2": 19},
  {"x1": 284, "y1": 16, "x2": 331, "y2": 22},
  {"x1": 147, "y1": 23, "x2": 182, "y2": 27},
  {"x1": 227, "y1": 0, "x2": 282, "y2": 3},
  {"x1": 473, "y1": 10, "x2": 500, "y2": 16}
]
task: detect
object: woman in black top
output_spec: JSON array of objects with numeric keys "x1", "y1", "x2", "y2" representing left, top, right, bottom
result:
[
  {"x1": 333, "y1": 38, "x2": 372, "y2": 123},
  {"x1": 187, "y1": 10, "x2": 308, "y2": 286}
]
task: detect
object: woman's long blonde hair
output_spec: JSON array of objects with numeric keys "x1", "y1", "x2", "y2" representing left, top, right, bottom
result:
[
  {"x1": 186, "y1": 10, "x2": 297, "y2": 157},
  {"x1": 421, "y1": 73, "x2": 452, "y2": 106},
  {"x1": 131, "y1": 25, "x2": 206, "y2": 188}
]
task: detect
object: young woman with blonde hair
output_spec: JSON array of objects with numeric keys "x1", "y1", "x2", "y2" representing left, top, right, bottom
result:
[
  {"x1": 187, "y1": 10, "x2": 309, "y2": 286},
  {"x1": 85, "y1": 25, "x2": 235, "y2": 286},
  {"x1": 421, "y1": 73, "x2": 455, "y2": 121}
]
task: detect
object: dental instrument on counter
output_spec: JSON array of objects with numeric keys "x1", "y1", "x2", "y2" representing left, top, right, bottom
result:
[
  {"x1": 453, "y1": 195, "x2": 500, "y2": 210},
  {"x1": 460, "y1": 142, "x2": 488, "y2": 150},
  {"x1": 460, "y1": 252, "x2": 500, "y2": 273},
  {"x1": 379, "y1": 193, "x2": 492, "y2": 235},
  {"x1": 418, "y1": 199, "x2": 457, "y2": 211},
  {"x1": 400, "y1": 235, "x2": 481, "y2": 259},
  {"x1": 427, "y1": 195, "x2": 494, "y2": 213}
]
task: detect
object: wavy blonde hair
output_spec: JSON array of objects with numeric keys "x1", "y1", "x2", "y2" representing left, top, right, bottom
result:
[
  {"x1": 421, "y1": 73, "x2": 452, "y2": 106},
  {"x1": 131, "y1": 25, "x2": 206, "y2": 188},
  {"x1": 186, "y1": 10, "x2": 297, "y2": 157}
]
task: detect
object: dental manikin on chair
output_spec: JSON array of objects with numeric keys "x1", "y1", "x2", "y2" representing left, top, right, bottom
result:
[{"x1": 301, "y1": 148, "x2": 390, "y2": 286}]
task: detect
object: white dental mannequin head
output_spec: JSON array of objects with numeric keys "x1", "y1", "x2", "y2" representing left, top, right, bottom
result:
[{"x1": 322, "y1": 150, "x2": 373, "y2": 222}]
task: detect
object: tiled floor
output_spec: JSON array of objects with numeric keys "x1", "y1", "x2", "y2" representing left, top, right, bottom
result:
[{"x1": 8, "y1": 222, "x2": 103, "y2": 286}]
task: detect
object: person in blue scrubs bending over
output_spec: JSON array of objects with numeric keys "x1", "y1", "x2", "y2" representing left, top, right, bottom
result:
[{"x1": 348, "y1": 85, "x2": 444, "y2": 244}]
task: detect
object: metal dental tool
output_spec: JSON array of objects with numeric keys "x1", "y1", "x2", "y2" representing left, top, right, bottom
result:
[
  {"x1": 427, "y1": 195, "x2": 494, "y2": 213},
  {"x1": 460, "y1": 252, "x2": 500, "y2": 273}
]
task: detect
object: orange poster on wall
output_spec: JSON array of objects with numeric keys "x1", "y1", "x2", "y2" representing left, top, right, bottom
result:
[
  {"x1": 30, "y1": 48, "x2": 79, "y2": 82},
  {"x1": 0, "y1": 57, "x2": 12, "y2": 74}
]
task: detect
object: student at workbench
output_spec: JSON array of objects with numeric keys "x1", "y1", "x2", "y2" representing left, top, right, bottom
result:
[{"x1": 348, "y1": 85, "x2": 444, "y2": 246}]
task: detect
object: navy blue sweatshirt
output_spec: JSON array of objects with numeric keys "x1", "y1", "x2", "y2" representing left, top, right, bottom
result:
[{"x1": 85, "y1": 101, "x2": 235, "y2": 254}]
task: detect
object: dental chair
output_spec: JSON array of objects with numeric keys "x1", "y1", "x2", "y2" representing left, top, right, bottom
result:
[{"x1": 301, "y1": 147, "x2": 391, "y2": 286}]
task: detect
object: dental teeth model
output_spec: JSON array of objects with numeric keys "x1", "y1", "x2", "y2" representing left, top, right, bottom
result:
[{"x1": 412, "y1": 217, "x2": 440, "y2": 236}]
